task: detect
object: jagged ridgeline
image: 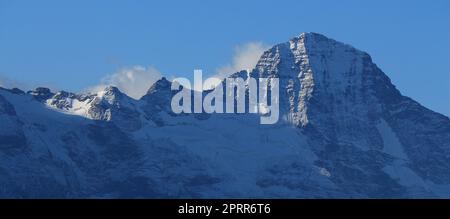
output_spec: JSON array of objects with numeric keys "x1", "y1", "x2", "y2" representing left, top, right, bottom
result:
[{"x1": 0, "y1": 33, "x2": 449, "y2": 198}]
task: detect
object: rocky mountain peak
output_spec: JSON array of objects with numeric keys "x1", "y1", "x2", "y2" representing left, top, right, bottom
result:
[
  {"x1": 27, "y1": 87, "x2": 54, "y2": 102},
  {"x1": 250, "y1": 33, "x2": 395, "y2": 126},
  {"x1": 97, "y1": 85, "x2": 125, "y2": 104},
  {"x1": 102, "y1": 86, "x2": 121, "y2": 95},
  {"x1": 145, "y1": 77, "x2": 171, "y2": 96}
]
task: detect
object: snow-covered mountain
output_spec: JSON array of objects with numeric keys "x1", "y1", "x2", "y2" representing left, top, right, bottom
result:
[{"x1": 1, "y1": 32, "x2": 449, "y2": 198}]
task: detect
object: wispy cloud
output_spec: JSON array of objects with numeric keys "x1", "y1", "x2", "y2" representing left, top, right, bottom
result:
[
  {"x1": 3, "y1": 42, "x2": 268, "y2": 95},
  {"x1": 87, "y1": 66, "x2": 162, "y2": 99},
  {"x1": 204, "y1": 42, "x2": 269, "y2": 89},
  {"x1": 216, "y1": 42, "x2": 269, "y2": 78}
]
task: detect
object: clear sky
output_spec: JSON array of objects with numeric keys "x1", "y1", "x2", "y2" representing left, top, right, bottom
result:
[{"x1": 0, "y1": 0, "x2": 449, "y2": 116}]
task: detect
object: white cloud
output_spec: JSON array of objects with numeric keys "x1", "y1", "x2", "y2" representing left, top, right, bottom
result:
[
  {"x1": 3, "y1": 42, "x2": 268, "y2": 95},
  {"x1": 88, "y1": 66, "x2": 162, "y2": 99},
  {"x1": 205, "y1": 42, "x2": 269, "y2": 89},
  {"x1": 216, "y1": 42, "x2": 269, "y2": 78}
]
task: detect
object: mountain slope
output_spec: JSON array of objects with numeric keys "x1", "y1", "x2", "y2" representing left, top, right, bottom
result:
[{"x1": 0, "y1": 33, "x2": 449, "y2": 198}]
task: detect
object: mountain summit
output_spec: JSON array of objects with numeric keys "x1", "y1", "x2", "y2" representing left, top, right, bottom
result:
[{"x1": 0, "y1": 33, "x2": 449, "y2": 198}]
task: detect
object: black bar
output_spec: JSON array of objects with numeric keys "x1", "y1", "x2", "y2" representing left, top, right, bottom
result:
[{"x1": 0, "y1": 199, "x2": 449, "y2": 217}]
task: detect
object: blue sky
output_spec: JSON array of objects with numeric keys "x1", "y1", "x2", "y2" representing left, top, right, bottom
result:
[{"x1": 0, "y1": 0, "x2": 449, "y2": 115}]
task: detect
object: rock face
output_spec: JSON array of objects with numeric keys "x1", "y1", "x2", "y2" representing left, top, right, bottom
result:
[
  {"x1": 245, "y1": 33, "x2": 450, "y2": 196},
  {"x1": 0, "y1": 33, "x2": 449, "y2": 198}
]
